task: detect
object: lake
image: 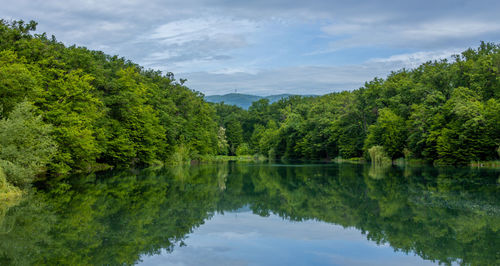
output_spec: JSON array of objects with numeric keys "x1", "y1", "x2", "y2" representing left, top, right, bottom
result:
[{"x1": 1, "y1": 162, "x2": 499, "y2": 265}]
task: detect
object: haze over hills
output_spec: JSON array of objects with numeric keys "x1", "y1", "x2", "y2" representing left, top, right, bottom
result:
[{"x1": 205, "y1": 93, "x2": 303, "y2": 109}]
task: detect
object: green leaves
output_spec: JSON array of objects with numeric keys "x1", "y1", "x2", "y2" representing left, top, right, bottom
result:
[
  {"x1": 433, "y1": 87, "x2": 496, "y2": 164},
  {"x1": 0, "y1": 102, "x2": 56, "y2": 186},
  {"x1": 0, "y1": 19, "x2": 223, "y2": 184},
  {"x1": 0, "y1": 50, "x2": 40, "y2": 117},
  {"x1": 215, "y1": 43, "x2": 498, "y2": 165},
  {"x1": 365, "y1": 109, "x2": 407, "y2": 161},
  {"x1": 36, "y1": 70, "x2": 104, "y2": 172},
  {"x1": 1, "y1": 17, "x2": 499, "y2": 189}
]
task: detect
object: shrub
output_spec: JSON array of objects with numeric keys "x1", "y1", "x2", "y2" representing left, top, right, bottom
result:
[
  {"x1": 236, "y1": 143, "x2": 250, "y2": 156},
  {"x1": 0, "y1": 165, "x2": 22, "y2": 208},
  {"x1": 0, "y1": 165, "x2": 6, "y2": 190},
  {"x1": 368, "y1": 145, "x2": 391, "y2": 165},
  {"x1": 168, "y1": 144, "x2": 190, "y2": 165},
  {"x1": 268, "y1": 148, "x2": 276, "y2": 160}
]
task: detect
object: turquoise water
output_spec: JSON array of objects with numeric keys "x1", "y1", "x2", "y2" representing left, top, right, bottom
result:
[{"x1": 1, "y1": 163, "x2": 499, "y2": 265}]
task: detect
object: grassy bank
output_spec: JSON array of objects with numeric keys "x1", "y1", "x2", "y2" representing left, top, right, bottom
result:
[
  {"x1": 199, "y1": 154, "x2": 268, "y2": 163},
  {"x1": 0, "y1": 167, "x2": 23, "y2": 221},
  {"x1": 469, "y1": 160, "x2": 500, "y2": 168}
]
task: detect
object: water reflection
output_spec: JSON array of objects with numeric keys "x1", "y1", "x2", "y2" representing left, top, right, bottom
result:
[
  {"x1": 0, "y1": 163, "x2": 499, "y2": 265},
  {"x1": 141, "y1": 211, "x2": 435, "y2": 266}
]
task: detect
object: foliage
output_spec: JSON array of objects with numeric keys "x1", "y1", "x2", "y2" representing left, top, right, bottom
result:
[
  {"x1": 214, "y1": 42, "x2": 500, "y2": 165},
  {"x1": 168, "y1": 144, "x2": 191, "y2": 165},
  {"x1": 216, "y1": 126, "x2": 229, "y2": 155},
  {"x1": 235, "y1": 143, "x2": 250, "y2": 156},
  {"x1": 1, "y1": 17, "x2": 500, "y2": 193},
  {"x1": 0, "y1": 19, "x2": 221, "y2": 188},
  {"x1": 364, "y1": 108, "x2": 407, "y2": 160},
  {"x1": 0, "y1": 166, "x2": 5, "y2": 190},
  {"x1": 0, "y1": 102, "x2": 56, "y2": 186},
  {"x1": 367, "y1": 145, "x2": 391, "y2": 165}
]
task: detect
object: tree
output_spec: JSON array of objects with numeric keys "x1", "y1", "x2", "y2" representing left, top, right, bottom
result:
[
  {"x1": 365, "y1": 108, "x2": 407, "y2": 161},
  {"x1": 435, "y1": 87, "x2": 495, "y2": 164},
  {"x1": 225, "y1": 118, "x2": 243, "y2": 155},
  {"x1": 35, "y1": 70, "x2": 104, "y2": 172},
  {"x1": 101, "y1": 68, "x2": 164, "y2": 165},
  {"x1": 216, "y1": 126, "x2": 229, "y2": 155},
  {"x1": 0, "y1": 50, "x2": 40, "y2": 117},
  {"x1": 0, "y1": 102, "x2": 56, "y2": 186}
]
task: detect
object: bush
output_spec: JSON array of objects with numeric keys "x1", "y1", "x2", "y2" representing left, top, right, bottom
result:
[
  {"x1": 168, "y1": 144, "x2": 190, "y2": 165},
  {"x1": 0, "y1": 165, "x2": 6, "y2": 190},
  {"x1": 0, "y1": 165, "x2": 22, "y2": 207},
  {"x1": 236, "y1": 143, "x2": 250, "y2": 156},
  {"x1": 368, "y1": 146, "x2": 391, "y2": 165},
  {"x1": 268, "y1": 148, "x2": 276, "y2": 160}
]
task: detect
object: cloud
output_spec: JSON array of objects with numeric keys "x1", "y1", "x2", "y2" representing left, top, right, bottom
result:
[
  {"x1": 149, "y1": 17, "x2": 257, "y2": 45},
  {"x1": 181, "y1": 46, "x2": 470, "y2": 95},
  {"x1": 1, "y1": 0, "x2": 499, "y2": 95},
  {"x1": 402, "y1": 20, "x2": 500, "y2": 39},
  {"x1": 319, "y1": 19, "x2": 500, "y2": 52},
  {"x1": 368, "y1": 49, "x2": 463, "y2": 68},
  {"x1": 135, "y1": 17, "x2": 261, "y2": 72},
  {"x1": 139, "y1": 211, "x2": 435, "y2": 266},
  {"x1": 182, "y1": 63, "x2": 392, "y2": 96}
]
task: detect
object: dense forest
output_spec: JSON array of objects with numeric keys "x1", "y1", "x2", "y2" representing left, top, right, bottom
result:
[
  {"x1": 0, "y1": 20, "x2": 223, "y2": 190},
  {"x1": 214, "y1": 43, "x2": 500, "y2": 165},
  {"x1": 0, "y1": 19, "x2": 499, "y2": 193}
]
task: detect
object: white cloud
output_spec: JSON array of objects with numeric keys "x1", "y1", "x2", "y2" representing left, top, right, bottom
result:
[
  {"x1": 368, "y1": 49, "x2": 463, "y2": 68},
  {"x1": 210, "y1": 67, "x2": 260, "y2": 75},
  {"x1": 321, "y1": 23, "x2": 363, "y2": 35},
  {"x1": 402, "y1": 20, "x2": 500, "y2": 39},
  {"x1": 137, "y1": 17, "x2": 262, "y2": 72},
  {"x1": 320, "y1": 18, "x2": 500, "y2": 51},
  {"x1": 2, "y1": 0, "x2": 499, "y2": 96},
  {"x1": 150, "y1": 17, "x2": 258, "y2": 45},
  {"x1": 139, "y1": 212, "x2": 435, "y2": 266}
]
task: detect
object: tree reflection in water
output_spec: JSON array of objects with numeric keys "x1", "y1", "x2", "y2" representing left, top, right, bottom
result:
[{"x1": 0, "y1": 163, "x2": 499, "y2": 265}]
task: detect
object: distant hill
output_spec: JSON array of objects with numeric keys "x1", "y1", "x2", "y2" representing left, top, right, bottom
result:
[{"x1": 205, "y1": 93, "x2": 295, "y2": 109}]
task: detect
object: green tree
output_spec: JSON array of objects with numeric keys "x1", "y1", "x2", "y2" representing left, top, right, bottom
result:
[
  {"x1": 435, "y1": 87, "x2": 495, "y2": 164},
  {"x1": 35, "y1": 70, "x2": 104, "y2": 172},
  {"x1": 236, "y1": 143, "x2": 250, "y2": 156},
  {"x1": 365, "y1": 108, "x2": 407, "y2": 161},
  {"x1": 225, "y1": 118, "x2": 244, "y2": 155},
  {"x1": 216, "y1": 126, "x2": 229, "y2": 155},
  {"x1": 102, "y1": 68, "x2": 164, "y2": 165},
  {"x1": 0, "y1": 50, "x2": 40, "y2": 117},
  {"x1": 0, "y1": 102, "x2": 56, "y2": 186}
]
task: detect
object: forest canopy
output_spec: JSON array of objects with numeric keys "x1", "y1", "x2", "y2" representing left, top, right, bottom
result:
[
  {"x1": 0, "y1": 19, "x2": 220, "y2": 187},
  {"x1": 214, "y1": 42, "x2": 500, "y2": 165}
]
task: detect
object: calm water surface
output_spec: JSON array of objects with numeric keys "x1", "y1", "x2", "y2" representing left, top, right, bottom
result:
[{"x1": 1, "y1": 163, "x2": 499, "y2": 265}]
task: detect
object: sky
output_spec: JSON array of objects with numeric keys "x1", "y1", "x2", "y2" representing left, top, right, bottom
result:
[{"x1": 1, "y1": 0, "x2": 499, "y2": 96}]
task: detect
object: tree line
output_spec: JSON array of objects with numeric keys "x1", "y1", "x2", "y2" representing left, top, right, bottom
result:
[
  {"x1": 1, "y1": 19, "x2": 499, "y2": 190},
  {"x1": 215, "y1": 42, "x2": 500, "y2": 165},
  {"x1": 0, "y1": 20, "x2": 223, "y2": 188}
]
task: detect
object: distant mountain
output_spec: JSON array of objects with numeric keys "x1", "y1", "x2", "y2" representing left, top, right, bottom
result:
[{"x1": 205, "y1": 93, "x2": 295, "y2": 109}]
